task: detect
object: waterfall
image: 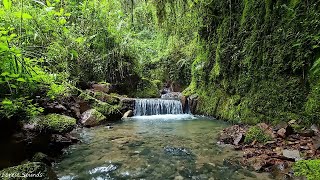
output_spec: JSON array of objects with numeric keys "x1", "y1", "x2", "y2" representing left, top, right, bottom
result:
[{"x1": 134, "y1": 99, "x2": 184, "y2": 116}]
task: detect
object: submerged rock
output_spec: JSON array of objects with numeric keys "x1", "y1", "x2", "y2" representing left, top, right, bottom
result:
[
  {"x1": 164, "y1": 146, "x2": 194, "y2": 157},
  {"x1": 81, "y1": 109, "x2": 106, "y2": 127}
]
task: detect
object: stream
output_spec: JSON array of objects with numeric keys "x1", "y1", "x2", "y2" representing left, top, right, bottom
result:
[{"x1": 54, "y1": 114, "x2": 272, "y2": 179}]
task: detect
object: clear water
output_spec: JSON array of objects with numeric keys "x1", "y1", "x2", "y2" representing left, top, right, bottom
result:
[{"x1": 54, "y1": 115, "x2": 272, "y2": 180}]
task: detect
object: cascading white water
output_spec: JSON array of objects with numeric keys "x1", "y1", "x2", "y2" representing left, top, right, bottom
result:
[{"x1": 134, "y1": 99, "x2": 183, "y2": 116}]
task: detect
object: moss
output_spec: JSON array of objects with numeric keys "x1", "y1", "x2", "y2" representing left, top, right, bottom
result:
[
  {"x1": 31, "y1": 114, "x2": 76, "y2": 134},
  {"x1": 31, "y1": 152, "x2": 48, "y2": 162},
  {"x1": 293, "y1": 160, "x2": 320, "y2": 180},
  {"x1": 152, "y1": 79, "x2": 162, "y2": 89},
  {"x1": 90, "y1": 109, "x2": 106, "y2": 122},
  {"x1": 244, "y1": 126, "x2": 272, "y2": 144},
  {"x1": 93, "y1": 102, "x2": 121, "y2": 120},
  {"x1": 134, "y1": 78, "x2": 159, "y2": 98},
  {"x1": 0, "y1": 162, "x2": 57, "y2": 180}
]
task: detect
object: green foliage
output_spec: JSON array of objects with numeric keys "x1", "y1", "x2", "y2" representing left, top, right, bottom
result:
[
  {"x1": 293, "y1": 160, "x2": 320, "y2": 180},
  {"x1": 187, "y1": 0, "x2": 320, "y2": 124},
  {"x1": 0, "y1": 98, "x2": 43, "y2": 119},
  {"x1": 244, "y1": 126, "x2": 272, "y2": 144},
  {"x1": 134, "y1": 78, "x2": 159, "y2": 98},
  {"x1": 31, "y1": 114, "x2": 76, "y2": 134},
  {"x1": 47, "y1": 83, "x2": 68, "y2": 100}
]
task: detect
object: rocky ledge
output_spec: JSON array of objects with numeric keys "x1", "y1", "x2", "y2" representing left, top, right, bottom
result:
[{"x1": 217, "y1": 121, "x2": 320, "y2": 178}]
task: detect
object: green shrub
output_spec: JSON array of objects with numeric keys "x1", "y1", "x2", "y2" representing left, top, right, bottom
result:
[
  {"x1": 244, "y1": 126, "x2": 272, "y2": 144},
  {"x1": 293, "y1": 160, "x2": 320, "y2": 180}
]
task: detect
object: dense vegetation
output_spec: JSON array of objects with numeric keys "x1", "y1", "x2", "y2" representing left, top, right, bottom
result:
[
  {"x1": 1, "y1": 0, "x2": 319, "y2": 124},
  {"x1": 0, "y1": 0, "x2": 319, "y2": 178}
]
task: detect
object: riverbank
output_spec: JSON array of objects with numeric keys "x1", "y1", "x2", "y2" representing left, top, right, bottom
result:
[{"x1": 217, "y1": 122, "x2": 320, "y2": 179}]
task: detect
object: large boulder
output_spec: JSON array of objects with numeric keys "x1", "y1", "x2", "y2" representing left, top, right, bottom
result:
[
  {"x1": 30, "y1": 114, "x2": 76, "y2": 134},
  {"x1": 80, "y1": 109, "x2": 106, "y2": 127},
  {"x1": 0, "y1": 162, "x2": 57, "y2": 180}
]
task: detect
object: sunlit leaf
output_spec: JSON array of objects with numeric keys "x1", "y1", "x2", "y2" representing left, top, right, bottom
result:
[
  {"x1": 1, "y1": 72, "x2": 10, "y2": 76},
  {"x1": 16, "y1": 78, "x2": 26, "y2": 82},
  {"x1": 2, "y1": 99, "x2": 13, "y2": 105},
  {"x1": 13, "y1": 12, "x2": 33, "y2": 19},
  {"x1": 3, "y1": 0, "x2": 12, "y2": 10}
]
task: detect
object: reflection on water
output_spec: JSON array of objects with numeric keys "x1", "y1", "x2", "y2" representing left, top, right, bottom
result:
[{"x1": 54, "y1": 115, "x2": 272, "y2": 180}]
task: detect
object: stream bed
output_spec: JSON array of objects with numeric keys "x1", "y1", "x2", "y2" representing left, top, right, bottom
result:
[{"x1": 54, "y1": 114, "x2": 272, "y2": 180}]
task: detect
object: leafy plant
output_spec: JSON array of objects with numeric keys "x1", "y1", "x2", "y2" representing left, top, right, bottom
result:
[
  {"x1": 244, "y1": 126, "x2": 272, "y2": 144},
  {"x1": 293, "y1": 160, "x2": 320, "y2": 180}
]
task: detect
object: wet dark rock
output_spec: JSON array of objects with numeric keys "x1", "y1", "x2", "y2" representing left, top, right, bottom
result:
[
  {"x1": 120, "y1": 98, "x2": 135, "y2": 113},
  {"x1": 188, "y1": 94, "x2": 198, "y2": 114}
]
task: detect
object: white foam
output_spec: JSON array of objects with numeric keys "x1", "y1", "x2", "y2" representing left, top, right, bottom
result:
[{"x1": 129, "y1": 114, "x2": 196, "y2": 120}]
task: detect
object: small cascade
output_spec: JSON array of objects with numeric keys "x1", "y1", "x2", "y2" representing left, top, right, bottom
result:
[{"x1": 134, "y1": 99, "x2": 183, "y2": 116}]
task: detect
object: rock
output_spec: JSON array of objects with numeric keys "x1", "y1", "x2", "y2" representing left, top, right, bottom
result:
[
  {"x1": 299, "y1": 129, "x2": 314, "y2": 137},
  {"x1": 22, "y1": 123, "x2": 36, "y2": 131},
  {"x1": 81, "y1": 109, "x2": 106, "y2": 127},
  {"x1": 122, "y1": 110, "x2": 133, "y2": 118},
  {"x1": 174, "y1": 175, "x2": 184, "y2": 180},
  {"x1": 313, "y1": 137, "x2": 320, "y2": 150},
  {"x1": 92, "y1": 83, "x2": 112, "y2": 93},
  {"x1": 120, "y1": 98, "x2": 135, "y2": 112},
  {"x1": 311, "y1": 124, "x2": 320, "y2": 135},
  {"x1": 282, "y1": 149, "x2": 301, "y2": 161},
  {"x1": 179, "y1": 95, "x2": 187, "y2": 113},
  {"x1": 188, "y1": 94, "x2": 199, "y2": 114},
  {"x1": 257, "y1": 123, "x2": 276, "y2": 138},
  {"x1": 0, "y1": 162, "x2": 57, "y2": 180},
  {"x1": 31, "y1": 152, "x2": 52, "y2": 166},
  {"x1": 233, "y1": 133, "x2": 244, "y2": 145},
  {"x1": 31, "y1": 114, "x2": 77, "y2": 134},
  {"x1": 277, "y1": 128, "x2": 287, "y2": 138},
  {"x1": 161, "y1": 92, "x2": 181, "y2": 99}
]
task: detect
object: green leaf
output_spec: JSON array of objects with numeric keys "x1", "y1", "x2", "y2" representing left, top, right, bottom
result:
[
  {"x1": 59, "y1": 18, "x2": 67, "y2": 25},
  {"x1": 13, "y1": 12, "x2": 33, "y2": 19},
  {"x1": 16, "y1": 78, "x2": 26, "y2": 82},
  {"x1": 1, "y1": 72, "x2": 10, "y2": 76},
  {"x1": 2, "y1": 99, "x2": 13, "y2": 105},
  {"x1": 3, "y1": 0, "x2": 12, "y2": 10}
]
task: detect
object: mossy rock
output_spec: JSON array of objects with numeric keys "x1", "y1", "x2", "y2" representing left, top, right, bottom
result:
[
  {"x1": 80, "y1": 109, "x2": 106, "y2": 127},
  {"x1": 90, "y1": 91, "x2": 120, "y2": 105},
  {"x1": 31, "y1": 114, "x2": 76, "y2": 134},
  {"x1": 134, "y1": 78, "x2": 159, "y2": 98},
  {"x1": 0, "y1": 162, "x2": 57, "y2": 180},
  {"x1": 93, "y1": 102, "x2": 122, "y2": 121}
]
